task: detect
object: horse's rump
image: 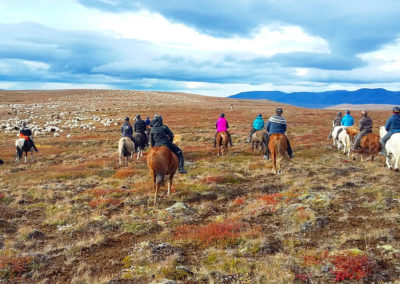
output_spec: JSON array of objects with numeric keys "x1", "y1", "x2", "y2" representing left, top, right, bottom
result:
[
  {"x1": 216, "y1": 131, "x2": 228, "y2": 146},
  {"x1": 135, "y1": 132, "x2": 147, "y2": 148},
  {"x1": 119, "y1": 137, "x2": 134, "y2": 157},
  {"x1": 252, "y1": 130, "x2": 266, "y2": 142},
  {"x1": 269, "y1": 134, "x2": 289, "y2": 159},
  {"x1": 147, "y1": 146, "x2": 178, "y2": 175},
  {"x1": 360, "y1": 133, "x2": 380, "y2": 154}
]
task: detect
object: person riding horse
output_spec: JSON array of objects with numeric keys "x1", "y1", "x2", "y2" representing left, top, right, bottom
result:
[
  {"x1": 335, "y1": 110, "x2": 354, "y2": 140},
  {"x1": 380, "y1": 106, "x2": 400, "y2": 156},
  {"x1": 121, "y1": 117, "x2": 135, "y2": 143},
  {"x1": 134, "y1": 114, "x2": 149, "y2": 146},
  {"x1": 264, "y1": 108, "x2": 293, "y2": 160},
  {"x1": 328, "y1": 112, "x2": 342, "y2": 139},
  {"x1": 352, "y1": 111, "x2": 373, "y2": 151},
  {"x1": 145, "y1": 116, "x2": 151, "y2": 137},
  {"x1": 19, "y1": 122, "x2": 38, "y2": 152},
  {"x1": 247, "y1": 114, "x2": 265, "y2": 143},
  {"x1": 150, "y1": 114, "x2": 187, "y2": 174},
  {"x1": 213, "y1": 113, "x2": 233, "y2": 148}
]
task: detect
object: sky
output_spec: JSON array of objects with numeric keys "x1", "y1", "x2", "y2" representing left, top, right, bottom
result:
[{"x1": 1, "y1": 0, "x2": 400, "y2": 97}]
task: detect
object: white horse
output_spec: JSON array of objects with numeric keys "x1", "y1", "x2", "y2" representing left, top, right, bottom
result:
[
  {"x1": 332, "y1": 126, "x2": 351, "y2": 156},
  {"x1": 118, "y1": 137, "x2": 135, "y2": 167},
  {"x1": 380, "y1": 126, "x2": 400, "y2": 170},
  {"x1": 15, "y1": 138, "x2": 34, "y2": 163}
]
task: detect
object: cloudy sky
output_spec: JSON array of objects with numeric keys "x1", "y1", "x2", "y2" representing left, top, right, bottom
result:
[{"x1": 1, "y1": 0, "x2": 400, "y2": 96}]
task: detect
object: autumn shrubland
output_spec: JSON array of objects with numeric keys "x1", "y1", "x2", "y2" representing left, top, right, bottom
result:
[{"x1": 0, "y1": 90, "x2": 399, "y2": 283}]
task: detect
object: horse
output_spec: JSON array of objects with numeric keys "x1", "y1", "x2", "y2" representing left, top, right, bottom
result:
[
  {"x1": 380, "y1": 126, "x2": 400, "y2": 170},
  {"x1": 265, "y1": 134, "x2": 289, "y2": 175},
  {"x1": 118, "y1": 137, "x2": 135, "y2": 167},
  {"x1": 331, "y1": 126, "x2": 342, "y2": 148},
  {"x1": 346, "y1": 126, "x2": 360, "y2": 141},
  {"x1": 147, "y1": 146, "x2": 178, "y2": 205},
  {"x1": 15, "y1": 138, "x2": 34, "y2": 163},
  {"x1": 351, "y1": 133, "x2": 381, "y2": 162},
  {"x1": 216, "y1": 131, "x2": 229, "y2": 156},
  {"x1": 134, "y1": 132, "x2": 147, "y2": 159},
  {"x1": 251, "y1": 130, "x2": 267, "y2": 152},
  {"x1": 0, "y1": 159, "x2": 3, "y2": 165}
]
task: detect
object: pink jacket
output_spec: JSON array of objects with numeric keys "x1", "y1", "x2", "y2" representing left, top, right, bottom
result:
[{"x1": 216, "y1": 117, "x2": 228, "y2": 132}]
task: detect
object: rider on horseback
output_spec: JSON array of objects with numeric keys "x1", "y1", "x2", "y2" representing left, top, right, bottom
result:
[
  {"x1": 264, "y1": 108, "x2": 293, "y2": 160},
  {"x1": 379, "y1": 106, "x2": 400, "y2": 156},
  {"x1": 351, "y1": 111, "x2": 373, "y2": 151},
  {"x1": 328, "y1": 112, "x2": 342, "y2": 139},
  {"x1": 134, "y1": 114, "x2": 149, "y2": 146},
  {"x1": 121, "y1": 117, "x2": 135, "y2": 143},
  {"x1": 335, "y1": 110, "x2": 354, "y2": 140},
  {"x1": 213, "y1": 113, "x2": 233, "y2": 148},
  {"x1": 247, "y1": 114, "x2": 264, "y2": 143},
  {"x1": 150, "y1": 114, "x2": 187, "y2": 174},
  {"x1": 20, "y1": 122, "x2": 38, "y2": 152}
]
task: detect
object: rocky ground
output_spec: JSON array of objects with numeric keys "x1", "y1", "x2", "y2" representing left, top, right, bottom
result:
[{"x1": 0, "y1": 90, "x2": 399, "y2": 283}]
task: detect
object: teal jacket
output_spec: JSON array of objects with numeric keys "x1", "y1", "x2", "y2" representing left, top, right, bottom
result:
[{"x1": 252, "y1": 115, "x2": 265, "y2": 130}]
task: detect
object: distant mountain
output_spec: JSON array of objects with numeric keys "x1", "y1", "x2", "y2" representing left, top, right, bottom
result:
[{"x1": 229, "y1": 88, "x2": 400, "y2": 108}]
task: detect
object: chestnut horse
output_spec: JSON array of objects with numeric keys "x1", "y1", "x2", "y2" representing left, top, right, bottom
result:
[
  {"x1": 355, "y1": 133, "x2": 381, "y2": 162},
  {"x1": 216, "y1": 131, "x2": 229, "y2": 156},
  {"x1": 147, "y1": 146, "x2": 178, "y2": 205},
  {"x1": 251, "y1": 130, "x2": 267, "y2": 152},
  {"x1": 266, "y1": 134, "x2": 289, "y2": 175}
]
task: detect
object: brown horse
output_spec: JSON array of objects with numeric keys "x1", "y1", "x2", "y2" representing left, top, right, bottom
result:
[
  {"x1": 268, "y1": 134, "x2": 289, "y2": 175},
  {"x1": 251, "y1": 130, "x2": 267, "y2": 152},
  {"x1": 346, "y1": 126, "x2": 360, "y2": 141},
  {"x1": 353, "y1": 133, "x2": 381, "y2": 162},
  {"x1": 147, "y1": 146, "x2": 178, "y2": 205},
  {"x1": 216, "y1": 131, "x2": 229, "y2": 156}
]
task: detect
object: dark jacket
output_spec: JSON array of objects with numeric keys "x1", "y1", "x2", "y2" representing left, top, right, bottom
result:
[
  {"x1": 385, "y1": 114, "x2": 400, "y2": 133},
  {"x1": 20, "y1": 127, "x2": 32, "y2": 136},
  {"x1": 333, "y1": 116, "x2": 342, "y2": 127},
  {"x1": 121, "y1": 122, "x2": 133, "y2": 137},
  {"x1": 134, "y1": 118, "x2": 147, "y2": 133},
  {"x1": 359, "y1": 117, "x2": 373, "y2": 132},
  {"x1": 266, "y1": 115, "x2": 287, "y2": 134},
  {"x1": 145, "y1": 118, "x2": 151, "y2": 126},
  {"x1": 150, "y1": 117, "x2": 174, "y2": 147}
]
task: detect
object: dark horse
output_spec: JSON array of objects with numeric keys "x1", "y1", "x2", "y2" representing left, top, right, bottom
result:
[
  {"x1": 0, "y1": 159, "x2": 3, "y2": 165},
  {"x1": 264, "y1": 134, "x2": 289, "y2": 174},
  {"x1": 15, "y1": 138, "x2": 34, "y2": 163},
  {"x1": 135, "y1": 132, "x2": 147, "y2": 159},
  {"x1": 216, "y1": 131, "x2": 229, "y2": 156},
  {"x1": 147, "y1": 146, "x2": 178, "y2": 205}
]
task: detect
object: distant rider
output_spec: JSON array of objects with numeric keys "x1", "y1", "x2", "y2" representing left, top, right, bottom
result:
[
  {"x1": 379, "y1": 106, "x2": 400, "y2": 155},
  {"x1": 336, "y1": 110, "x2": 354, "y2": 139},
  {"x1": 144, "y1": 116, "x2": 151, "y2": 137},
  {"x1": 19, "y1": 122, "x2": 38, "y2": 152},
  {"x1": 264, "y1": 108, "x2": 293, "y2": 160},
  {"x1": 134, "y1": 114, "x2": 149, "y2": 146},
  {"x1": 351, "y1": 111, "x2": 373, "y2": 151},
  {"x1": 328, "y1": 112, "x2": 342, "y2": 139},
  {"x1": 213, "y1": 113, "x2": 233, "y2": 148},
  {"x1": 247, "y1": 114, "x2": 265, "y2": 143},
  {"x1": 121, "y1": 117, "x2": 135, "y2": 143},
  {"x1": 150, "y1": 114, "x2": 187, "y2": 174}
]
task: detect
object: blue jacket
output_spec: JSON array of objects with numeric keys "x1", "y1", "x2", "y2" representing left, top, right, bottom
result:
[
  {"x1": 266, "y1": 115, "x2": 287, "y2": 134},
  {"x1": 385, "y1": 114, "x2": 400, "y2": 133},
  {"x1": 253, "y1": 115, "x2": 265, "y2": 130},
  {"x1": 121, "y1": 122, "x2": 133, "y2": 137},
  {"x1": 341, "y1": 114, "x2": 354, "y2": 127}
]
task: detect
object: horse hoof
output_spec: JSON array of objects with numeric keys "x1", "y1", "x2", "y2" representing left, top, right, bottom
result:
[{"x1": 278, "y1": 170, "x2": 282, "y2": 174}]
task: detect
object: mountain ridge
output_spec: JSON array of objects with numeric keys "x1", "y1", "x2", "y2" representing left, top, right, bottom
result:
[{"x1": 229, "y1": 88, "x2": 400, "y2": 108}]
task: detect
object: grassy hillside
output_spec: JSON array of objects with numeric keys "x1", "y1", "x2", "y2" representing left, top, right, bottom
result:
[{"x1": 0, "y1": 90, "x2": 399, "y2": 283}]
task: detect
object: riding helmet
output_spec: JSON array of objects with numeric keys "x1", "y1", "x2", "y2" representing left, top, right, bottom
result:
[
  {"x1": 361, "y1": 111, "x2": 367, "y2": 117},
  {"x1": 136, "y1": 114, "x2": 141, "y2": 119},
  {"x1": 337, "y1": 112, "x2": 342, "y2": 116},
  {"x1": 21, "y1": 121, "x2": 27, "y2": 127},
  {"x1": 258, "y1": 113, "x2": 262, "y2": 117},
  {"x1": 393, "y1": 106, "x2": 400, "y2": 113},
  {"x1": 154, "y1": 113, "x2": 161, "y2": 118},
  {"x1": 346, "y1": 110, "x2": 350, "y2": 114},
  {"x1": 125, "y1": 116, "x2": 129, "y2": 121},
  {"x1": 276, "y1": 108, "x2": 283, "y2": 115},
  {"x1": 220, "y1": 113, "x2": 225, "y2": 117}
]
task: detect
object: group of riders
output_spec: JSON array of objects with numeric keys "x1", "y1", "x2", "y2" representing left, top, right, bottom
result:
[
  {"x1": 8, "y1": 106, "x2": 400, "y2": 170},
  {"x1": 328, "y1": 106, "x2": 400, "y2": 155}
]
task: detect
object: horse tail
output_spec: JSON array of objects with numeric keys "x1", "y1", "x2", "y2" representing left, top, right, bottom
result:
[
  {"x1": 345, "y1": 133, "x2": 351, "y2": 154},
  {"x1": 276, "y1": 136, "x2": 289, "y2": 161}
]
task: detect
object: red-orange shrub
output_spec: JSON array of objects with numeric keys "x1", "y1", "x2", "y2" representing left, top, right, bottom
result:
[
  {"x1": 88, "y1": 197, "x2": 121, "y2": 209},
  {"x1": 174, "y1": 220, "x2": 243, "y2": 246},
  {"x1": 113, "y1": 168, "x2": 135, "y2": 179},
  {"x1": 330, "y1": 252, "x2": 374, "y2": 282},
  {"x1": 0, "y1": 255, "x2": 32, "y2": 280},
  {"x1": 233, "y1": 197, "x2": 246, "y2": 205},
  {"x1": 0, "y1": 192, "x2": 5, "y2": 201}
]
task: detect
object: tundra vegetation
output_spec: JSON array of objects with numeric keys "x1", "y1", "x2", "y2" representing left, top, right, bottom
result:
[{"x1": 0, "y1": 90, "x2": 399, "y2": 283}]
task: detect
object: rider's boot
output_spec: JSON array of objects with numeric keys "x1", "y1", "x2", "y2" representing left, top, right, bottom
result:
[
  {"x1": 177, "y1": 152, "x2": 187, "y2": 174},
  {"x1": 213, "y1": 139, "x2": 216, "y2": 148},
  {"x1": 379, "y1": 142, "x2": 386, "y2": 156}
]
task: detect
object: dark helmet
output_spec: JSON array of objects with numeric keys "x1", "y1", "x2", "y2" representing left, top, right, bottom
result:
[
  {"x1": 337, "y1": 112, "x2": 342, "y2": 116},
  {"x1": 220, "y1": 113, "x2": 225, "y2": 117},
  {"x1": 361, "y1": 110, "x2": 368, "y2": 117},
  {"x1": 393, "y1": 106, "x2": 400, "y2": 113},
  {"x1": 154, "y1": 113, "x2": 162, "y2": 119},
  {"x1": 276, "y1": 108, "x2": 283, "y2": 115},
  {"x1": 125, "y1": 116, "x2": 129, "y2": 121},
  {"x1": 21, "y1": 121, "x2": 27, "y2": 127},
  {"x1": 136, "y1": 114, "x2": 141, "y2": 119},
  {"x1": 258, "y1": 113, "x2": 262, "y2": 117},
  {"x1": 146, "y1": 116, "x2": 149, "y2": 119},
  {"x1": 346, "y1": 110, "x2": 350, "y2": 114}
]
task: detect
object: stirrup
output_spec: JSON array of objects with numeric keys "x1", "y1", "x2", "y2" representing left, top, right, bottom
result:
[{"x1": 178, "y1": 167, "x2": 187, "y2": 174}]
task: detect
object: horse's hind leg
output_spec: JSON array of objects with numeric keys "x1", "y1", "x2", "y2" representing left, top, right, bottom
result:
[{"x1": 167, "y1": 175, "x2": 174, "y2": 196}]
